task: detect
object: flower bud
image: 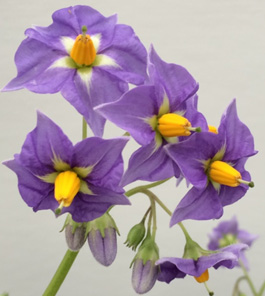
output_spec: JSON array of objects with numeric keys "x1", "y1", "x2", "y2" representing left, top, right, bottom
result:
[
  {"x1": 124, "y1": 221, "x2": 146, "y2": 251},
  {"x1": 64, "y1": 215, "x2": 87, "y2": 251},
  {"x1": 131, "y1": 235, "x2": 160, "y2": 294},
  {"x1": 87, "y1": 213, "x2": 119, "y2": 266}
]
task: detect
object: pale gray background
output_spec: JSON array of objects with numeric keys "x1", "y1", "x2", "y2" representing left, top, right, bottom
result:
[{"x1": 0, "y1": 0, "x2": 264, "y2": 295}]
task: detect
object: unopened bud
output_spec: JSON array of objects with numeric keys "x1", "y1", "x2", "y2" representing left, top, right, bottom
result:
[
  {"x1": 132, "y1": 259, "x2": 159, "y2": 294},
  {"x1": 86, "y1": 213, "x2": 119, "y2": 266},
  {"x1": 125, "y1": 221, "x2": 146, "y2": 251},
  {"x1": 88, "y1": 227, "x2": 117, "y2": 266},
  {"x1": 63, "y1": 215, "x2": 87, "y2": 251},
  {"x1": 131, "y1": 235, "x2": 160, "y2": 294}
]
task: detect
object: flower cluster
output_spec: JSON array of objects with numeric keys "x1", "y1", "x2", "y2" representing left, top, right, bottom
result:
[{"x1": 2, "y1": 5, "x2": 259, "y2": 296}]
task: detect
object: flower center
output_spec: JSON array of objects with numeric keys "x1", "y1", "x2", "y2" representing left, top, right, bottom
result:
[
  {"x1": 219, "y1": 233, "x2": 237, "y2": 248},
  {"x1": 209, "y1": 160, "x2": 254, "y2": 187},
  {"x1": 158, "y1": 113, "x2": 201, "y2": 137},
  {"x1": 54, "y1": 171, "x2": 81, "y2": 213},
  {"x1": 194, "y1": 269, "x2": 209, "y2": 283},
  {"x1": 70, "y1": 26, "x2": 96, "y2": 66}
]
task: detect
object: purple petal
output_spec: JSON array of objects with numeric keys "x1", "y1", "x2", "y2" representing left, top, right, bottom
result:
[
  {"x1": 213, "y1": 244, "x2": 248, "y2": 269},
  {"x1": 26, "y1": 66, "x2": 75, "y2": 94},
  {"x1": 157, "y1": 261, "x2": 186, "y2": 283},
  {"x1": 73, "y1": 6, "x2": 117, "y2": 52},
  {"x1": 2, "y1": 38, "x2": 63, "y2": 91},
  {"x1": 166, "y1": 132, "x2": 222, "y2": 189},
  {"x1": 3, "y1": 156, "x2": 56, "y2": 210},
  {"x1": 132, "y1": 259, "x2": 159, "y2": 294},
  {"x1": 73, "y1": 137, "x2": 128, "y2": 190},
  {"x1": 100, "y1": 24, "x2": 147, "y2": 85},
  {"x1": 158, "y1": 244, "x2": 246, "y2": 278},
  {"x1": 237, "y1": 230, "x2": 258, "y2": 247},
  {"x1": 61, "y1": 68, "x2": 128, "y2": 137},
  {"x1": 121, "y1": 142, "x2": 176, "y2": 186},
  {"x1": 67, "y1": 187, "x2": 130, "y2": 222},
  {"x1": 25, "y1": 6, "x2": 117, "y2": 52},
  {"x1": 88, "y1": 228, "x2": 117, "y2": 266},
  {"x1": 219, "y1": 99, "x2": 257, "y2": 161},
  {"x1": 170, "y1": 186, "x2": 223, "y2": 226},
  {"x1": 148, "y1": 45, "x2": 199, "y2": 110},
  {"x1": 18, "y1": 112, "x2": 73, "y2": 176},
  {"x1": 96, "y1": 85, "x2": 158, "y2": 145}
]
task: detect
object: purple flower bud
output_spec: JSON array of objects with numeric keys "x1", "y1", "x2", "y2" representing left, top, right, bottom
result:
[
  {"x1": 132, "y1": 259, "x2": 159, "y2": 294},
  {"x1": 65, "y1": 223, "x2": 87, "y2": 252},
  {"x1": 88, "y1": 227, "x2": 117, "y2": 266}
]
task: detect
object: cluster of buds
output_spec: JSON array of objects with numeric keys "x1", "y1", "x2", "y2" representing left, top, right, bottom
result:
[{"x1": 64, "y1": 212, "x2": 119, "y2": 266}]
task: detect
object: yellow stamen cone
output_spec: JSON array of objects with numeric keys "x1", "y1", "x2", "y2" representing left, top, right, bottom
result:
[
  {"x1": 158, "y1": 113, "x2": 199, "y2": 137},
  {"x1": 194, "y1": 269, "x2": 209, "y2": 283},
  {"x1": 208, "y1": 125, "x2": 218, "y2": 134},
  {"x1": 209, "y1": 160, "x2": 241, "y2": 187},
  {"x1": 70, "y1": 26, "x2": 96, "y2": 66},
  {"x1": 54, "y1": 171, "x2": 81, "y2": 208}
]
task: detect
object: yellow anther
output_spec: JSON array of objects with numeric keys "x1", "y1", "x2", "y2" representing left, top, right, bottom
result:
[
  {"x1": 54, "y1": 171, "x2": 81, "y2": 207},
  {"x1": 208, "y1": 125, "x2": 218, "y2": 134},
  {"x1": 70, "y1": 27, "x2": 96, "y2": 66},
  {"x1": 194, "y1": 269, "x2": 209, "y2": 283},
  {"x1": 158, "y1": 113, "x2": 193, "y2": 137},
  {"x1": 209, "y1": 161, "x2": 241, "y2": 187}
]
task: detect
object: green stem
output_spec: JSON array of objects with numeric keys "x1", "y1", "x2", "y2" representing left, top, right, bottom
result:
[
  {"x1": 82, "y1": 117, "x2": 87, "y2": 139},
  {"x1": 178, "y1": 222, "x2": 193, "y2": 242},
  {"x1": 43, "y1": 250, "x2": 79, "y2": 296},
  {"x1": 125, "y1": 178, "x2": 171, "y2": 197},
  {"x1": 137, "y1": 188, "x2": 193, "y2": 242},
  {"x1": 258, "y1": 281, "x2": 265, "y2": 296},
  {"x1": 140, "y1": 207, "x2": 151, "y2": 224},
  {"x1": 239, "y1": 260, "x2": 258, "y2": 296},
  {"x1": 232, "y1": 276, "x2": 247, "y2": 296},
  {"x1": 141, "y1": 189, "x2": 157, "y2": 239},
  {"x1": 204, "y1": 282, "x2": 214, "y2": 296}
]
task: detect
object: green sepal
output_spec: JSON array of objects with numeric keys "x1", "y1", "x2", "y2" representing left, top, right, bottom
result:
[
  {"x1": 124, "y1": 221, "x2": 146, "y2": 251},
  {"x1": 85, "y1": 212, "x2": 119, "y2": 238},
  {"x1": 183, "y1": 239, "x2": 217, "y2": 260},
  {"x1": 130, "y1": 232, "x2": 159, "y2": 267},
  {"x1": 60, "y1": 214, "x2": 87, "y2": 234}
]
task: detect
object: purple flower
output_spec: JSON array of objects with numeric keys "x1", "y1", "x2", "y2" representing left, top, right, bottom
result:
[
  {"x1": 3, "y1": 112, "x2": 130, "y2": 222},
  {"x1": 208, "y1": 216, "x2": 258, "y2": 269},
  {"x1": 2, "y1": 6, "x2": 147, "y2": 137},
  {"x1": 96, "y1": 45, "x2": 207, "y2": 185},
  {"x1": 157, "y1": 243, "x2": 247, "y2": 284},
  {"x1": 166, "y1": 99, "x2": 256, "y2": 225}
]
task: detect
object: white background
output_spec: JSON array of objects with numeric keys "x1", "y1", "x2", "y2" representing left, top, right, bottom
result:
[{"x1": 0, "y1": 0, "x2": 264, "y2": 295}]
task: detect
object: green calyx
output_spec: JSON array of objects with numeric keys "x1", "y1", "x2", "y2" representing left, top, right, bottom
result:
[
  {"x1": 61, "y1": 214, "x2": 87, "y2": 234},
  {"x1": 124, "y1": 221, "x2": 146, "y2": 251},
  {"x1": 130, "y1": 232, "x2": 159, "y2": 267},
  {"x1": 85, "y1": 212, "x2": 119, "y2": 238},
  {"x1": 183, "y1": 239, "x2": 216, "y2": 260}
]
